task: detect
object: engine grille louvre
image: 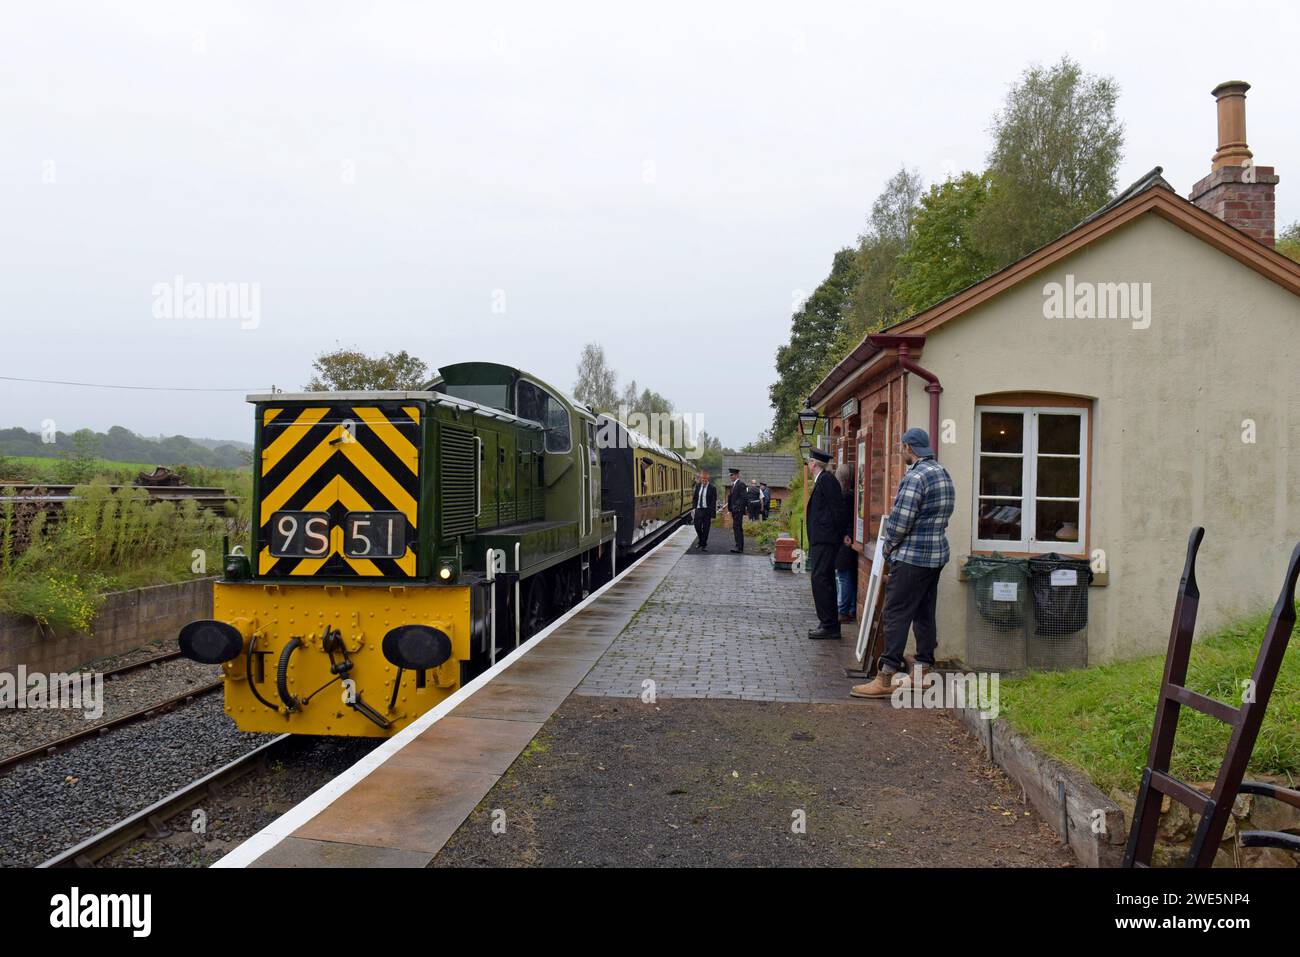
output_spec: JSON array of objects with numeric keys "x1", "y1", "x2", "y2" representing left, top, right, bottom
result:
[{"x1": 440, "y1": 425, "x2": 477, "y2": 537}]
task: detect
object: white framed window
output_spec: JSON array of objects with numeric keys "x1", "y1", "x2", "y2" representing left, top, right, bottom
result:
[{"x1": 973, "y1": 405, "x2": 1088, "y2": 554}]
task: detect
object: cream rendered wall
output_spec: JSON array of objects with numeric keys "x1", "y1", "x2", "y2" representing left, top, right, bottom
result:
[{"x1": 901, "y1": 212, "x2": 1299, "y2": 665}]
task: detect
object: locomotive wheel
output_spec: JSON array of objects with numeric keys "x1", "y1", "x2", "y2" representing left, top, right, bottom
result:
[
  {"x1": 552, "y1": 563, "x2": 577, "y2": 612},
  {"x1": 521, "y1": 574, "x2": 550, "y2": 640}
]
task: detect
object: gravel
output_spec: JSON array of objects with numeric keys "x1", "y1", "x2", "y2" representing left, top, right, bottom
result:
[
  {"x1": 432, "y1": 695, "x2": 1075, "y2": 868},
  {"x1": 0, "y1": 694, "x2": 270, "y2": 867},
  {"x1": 98, "y1": 735, "x2": 381, "y2": 868},
  {"x1": 1, "y1": 640, "x2": 222, "y2": 760}
]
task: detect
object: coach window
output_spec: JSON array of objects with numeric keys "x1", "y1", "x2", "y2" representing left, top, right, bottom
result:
[
  {"x1": 517, "y1": 380, "x2": 571, "y2": 454},
  {"x1": 973, "y1": 398, "x2": 1090, "y2": 555}
]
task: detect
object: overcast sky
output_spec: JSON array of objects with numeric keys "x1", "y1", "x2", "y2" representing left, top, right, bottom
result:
[{"x1": 3, "y1": 0, "x2": 1297, "y2": 450}]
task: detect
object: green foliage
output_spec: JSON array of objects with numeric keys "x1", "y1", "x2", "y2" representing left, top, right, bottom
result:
[
  {"x1": 894, "y1": 172, "x2": 999, "y2": 313},
  {"x1": 970, "y1": 55, "x2": 1124, "y2": 266},
  {"x1": 836, "y1": 166, "x2": 926, "y2": 350},
  {"x1": 53, "y1": 429, "x2": 102, "y2": 484},
  {"x1": 768, "y1": 168, "x2": 924, "y2": 439},
  {"x1": 1277, "y1": 221, "x2": 1300, "y2": 264},
  {"x1": 306, "y1": 348, "x2": 430, "y2": 391},
  {"x1": 0, "y1": 481, "x2": 230, "y2": 634},
  {"x1": 998, "y1": 608, "x2": 1300, "y2": 794},
  {"x1": 764, "y1": 58, "x2": 1125, "y2": 436},
  {"x1": 769, "y1": 248, "x2": 862, "y2": 438}
]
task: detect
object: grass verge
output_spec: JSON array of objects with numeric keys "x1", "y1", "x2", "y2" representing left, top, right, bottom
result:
[{"x1": 996, "y1": 607, "x2": 1300, "y2": 795}]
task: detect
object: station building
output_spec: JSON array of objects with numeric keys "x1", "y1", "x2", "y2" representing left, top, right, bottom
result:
[{"x1": 808, "y1": 82, "x2": 1300, "y2": 666}]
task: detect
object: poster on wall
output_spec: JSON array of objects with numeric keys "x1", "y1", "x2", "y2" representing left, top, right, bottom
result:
[{"x1": 855, "y1": 440, "x2": 866, "y2": 542}]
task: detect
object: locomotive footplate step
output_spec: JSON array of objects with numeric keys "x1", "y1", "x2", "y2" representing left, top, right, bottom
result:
[{"x1": 220, "y1": 528, "x2": 695, "y2": 868}]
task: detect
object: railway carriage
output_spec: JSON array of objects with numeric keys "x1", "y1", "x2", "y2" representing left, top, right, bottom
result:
[
  {"x1": 177, "y1": 362, "x2": 690, "y2": 737},
  {"x1": 597, "y1": 414, "x2": 691, "y2": 553}
]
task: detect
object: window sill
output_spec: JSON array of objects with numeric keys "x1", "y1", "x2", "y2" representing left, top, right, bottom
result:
[{"x1": 957, "y1": 553, "x2": 1107, "y2": 586}]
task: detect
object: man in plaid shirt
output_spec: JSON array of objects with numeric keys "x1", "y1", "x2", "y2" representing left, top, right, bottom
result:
[{"x1": 852, "y1": 427, "x2": 954, "y2": 699}]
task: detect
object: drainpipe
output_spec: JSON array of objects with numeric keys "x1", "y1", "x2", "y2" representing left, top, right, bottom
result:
[{"x1": 868, "y1": 334, "x2": 943, "y2": 462}]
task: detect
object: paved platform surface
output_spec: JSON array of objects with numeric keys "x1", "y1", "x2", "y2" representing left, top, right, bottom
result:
[
  {"x1": 432, "y1": 696, "x2": 1073, "y2": 867},
  {"x1": 577, "y1": 549, "x2": 858, "y2": 702},
  {"x1": 431, "y1": 539, "x2": 1073, "y2": 867}
]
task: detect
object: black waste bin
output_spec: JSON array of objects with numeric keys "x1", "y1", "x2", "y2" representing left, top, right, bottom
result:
[
  {"x1": 965, "y1": 554, "x2": 1031, "y2": 629},
  {"x1": 964, "y1": 554, "x2": 1031, "y2": 670},
  {"x1": 1027, "y1": 554, "x2": 1093, "y2": 638}
]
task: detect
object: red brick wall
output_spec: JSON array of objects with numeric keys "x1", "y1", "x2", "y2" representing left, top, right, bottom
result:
[
  {"x1": 825, "y1": 368, "x2": 910, "y2": 621},
  {"x1": 1189, "y1": 165, "x2": 1279, "y2": 246}
]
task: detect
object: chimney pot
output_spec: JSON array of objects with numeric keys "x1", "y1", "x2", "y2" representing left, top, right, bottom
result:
[
  {"x1": 1190, "y1": 80, "x2": 1278, "y2": 246},
  {"x1": 1210, "y1": 80, "x2": 1252, "y2": 170}
]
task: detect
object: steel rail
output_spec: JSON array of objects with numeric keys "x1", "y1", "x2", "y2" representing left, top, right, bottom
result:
[
  {"x1": 38, "y1": 733, "x2": 291, "y2": 868},
  {"x1": 0, "y1": 678, "x2": 224, "y2": 774}
]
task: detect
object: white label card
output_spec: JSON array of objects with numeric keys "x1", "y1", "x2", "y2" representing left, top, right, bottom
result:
[
  {"x1": 992, "y1": 581, "x2": 1018, "y2": 601},
  {"x1": 1051, "y1": 569, "x2": 1078, "y2": 587}
]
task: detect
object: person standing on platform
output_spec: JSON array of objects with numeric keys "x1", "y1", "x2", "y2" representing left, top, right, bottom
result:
[
  {"x1": 726, "y1": 467, "x2": 747, "y2": 553},
  {"x1": 805, "y1": 448, "x2": 844, "y2": 639},
  {"x1": 834, "y1": 463, "x2": 858, "y2": 623},
  {"x1": 689, "y1": 469, "x2": 718, "y2": 551},
  {"x1": 851, "y1": 427, "x2": 955, "y2": 698},
  {"x1": 747, "y1": 479, "x2": 762, "y2": 521},
  {"x1": 760, "y1": 483, "x2": 771, "y2": 520}
]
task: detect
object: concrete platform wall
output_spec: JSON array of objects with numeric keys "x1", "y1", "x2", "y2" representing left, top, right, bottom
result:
[{"x1": 0, "y1": 578, "x2": 215, "y2": 674}]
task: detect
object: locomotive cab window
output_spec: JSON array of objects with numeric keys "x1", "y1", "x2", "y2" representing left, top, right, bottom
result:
[{"x1": 516, "y1": 380, "x2": 570, "y2": 453}]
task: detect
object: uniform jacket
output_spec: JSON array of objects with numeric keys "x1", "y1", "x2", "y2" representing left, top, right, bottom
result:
[
  {"x1": 726, "y1": 478, "x2": 748, "y2": 515},
  {"x1": 805, "y1": 468, "x2": 844, "y2": 547},
  {"x1": 690, "y1": 481, "x2": 718, "y2": 513}
]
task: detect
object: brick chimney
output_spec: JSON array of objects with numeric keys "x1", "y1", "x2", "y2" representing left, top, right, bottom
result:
[{"x1": 1189, "y1": 81, "x2": 1278, "y2": 246}]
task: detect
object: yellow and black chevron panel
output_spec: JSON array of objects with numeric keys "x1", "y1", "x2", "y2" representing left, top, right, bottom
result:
[{"x1": 256, "y1": 402, "x2": 422, "y2": 578}]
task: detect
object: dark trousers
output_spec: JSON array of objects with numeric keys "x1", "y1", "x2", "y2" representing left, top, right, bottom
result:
[
  {"x1": 879, "y1": 560, "x2": 943, "y2": 673},
  {"x1": 693, "y1": 508, "x2": 711, "y2": 547},
  {"x1": 731, "y1": 511, "x2": 744, "y2": 550},
  {"x1": 809, "y1": 543, "x2": 838, "y2": 630}
]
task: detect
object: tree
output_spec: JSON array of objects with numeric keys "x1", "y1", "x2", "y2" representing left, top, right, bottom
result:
[
  {"x1": 769, "y1": 248, "x2": 861, "y2": 437},
  {"x1": 894, "y1": 171, "x2": 998, "y2": 313},
  {"x1": 572, "y1": 342, "x2": 618, "y2": 412},
  {"x1": 835, "y1": 166, "x2": 925, "y2": 352},
  {"x1": 305, "y1": 349, "x2": 430, "y2": 392},
  {"x1": 971, "y1": 56, "x2": 1124, "y2": 266},
  {"x1": 1277, "y1": 221, "x2": 1300, "y2": 264},
  {"x1": 54, "y1": 429, "x2": 101, "y2": 484}
]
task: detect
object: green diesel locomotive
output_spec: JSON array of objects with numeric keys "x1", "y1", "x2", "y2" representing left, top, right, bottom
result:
[{"x1": 177, "y1": 361, "x2": 692, "y2": 737}]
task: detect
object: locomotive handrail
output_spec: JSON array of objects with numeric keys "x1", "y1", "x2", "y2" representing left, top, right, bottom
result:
[{"x1": 474, "y1": 435, "x2": 482, "y2": 518}]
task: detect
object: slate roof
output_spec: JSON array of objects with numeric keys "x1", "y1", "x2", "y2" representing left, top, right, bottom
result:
[{"x1": 722, "y1": 453, "x2": 798, "y2": 488}]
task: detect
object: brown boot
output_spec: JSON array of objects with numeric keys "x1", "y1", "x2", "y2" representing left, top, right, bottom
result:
[
  {"x1": 850, "y1": 671, "x2": 902, "y2": 699},
  {"x1": 895, "y1": 664, "x2": 933, "y2": 690}
]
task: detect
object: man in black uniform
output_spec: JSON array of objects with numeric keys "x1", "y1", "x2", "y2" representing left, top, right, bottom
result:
[
  {"x1": 805, "y1": 447, "x2": 844, "y2": 638},
  {"x1": 726, "y1": 467, "x2": 747, "y2": 553},
  {"x1": 689, "y1": 469, "x2": 718, "y2": 550}
]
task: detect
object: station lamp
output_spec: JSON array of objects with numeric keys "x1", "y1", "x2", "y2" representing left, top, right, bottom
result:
[{"x1": 797, "y1": 407, "x2": 821, "y2": 438}]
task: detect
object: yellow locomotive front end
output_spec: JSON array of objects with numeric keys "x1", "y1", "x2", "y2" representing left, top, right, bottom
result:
[
  {"x1": 206, "y1": 580, "x2": 470, "y2": 737},
  {"x1": 178, "y1": 393, "x2": 485, "y2": 737}
]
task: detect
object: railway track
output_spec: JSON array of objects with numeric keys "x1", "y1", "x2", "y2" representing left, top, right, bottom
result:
[
  {"x1": 38, "y1": 733, "x2": 291, "y2": 868},
  {"x1": 0, "y1": 675, "x2": 224, "y2": 774}
]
